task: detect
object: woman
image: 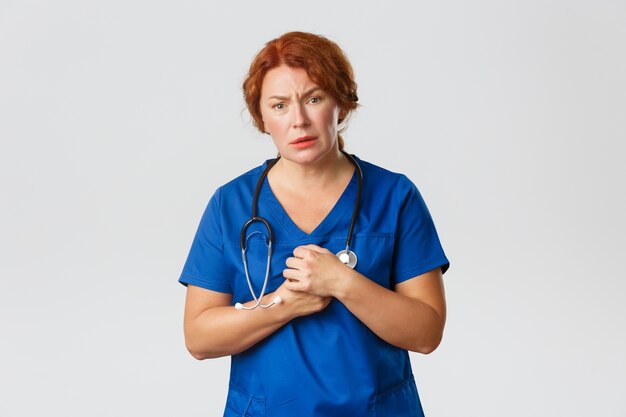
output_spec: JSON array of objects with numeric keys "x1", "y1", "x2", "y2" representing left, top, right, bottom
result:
[{"x1": 179, "y1": 31, "x2": 450, "y2": 417}]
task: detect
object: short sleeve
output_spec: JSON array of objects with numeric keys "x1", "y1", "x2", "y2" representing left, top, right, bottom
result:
[
  {"x1": 178, "y1": 188, "x2": 232, "y2": 293},
  {"x1": 392, "y1": 175, "x2": 450, "y2": 284}
]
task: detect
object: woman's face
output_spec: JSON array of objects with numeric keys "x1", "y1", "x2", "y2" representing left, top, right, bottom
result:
[{"x1": 259, "y1": 65, "x2": 344, "y2": 166}]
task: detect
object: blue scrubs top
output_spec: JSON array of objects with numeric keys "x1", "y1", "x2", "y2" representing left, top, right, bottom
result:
[{"x1": 179, "y1": 156, "x2": 450, "y2": 417}]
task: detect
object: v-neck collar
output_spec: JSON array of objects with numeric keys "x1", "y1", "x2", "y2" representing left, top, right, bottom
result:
[{"x1": 258, "y1": 161, "x2": 358, "y2": 241}]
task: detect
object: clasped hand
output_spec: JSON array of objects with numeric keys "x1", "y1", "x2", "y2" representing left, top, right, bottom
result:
[{"x1": 282, "y1": 244, "x2": 349, "y2": 298}]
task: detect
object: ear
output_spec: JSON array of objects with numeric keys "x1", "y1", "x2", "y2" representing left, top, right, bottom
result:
[{"x1": 338, "y1": 109, "x2": 347, "y2": 122}]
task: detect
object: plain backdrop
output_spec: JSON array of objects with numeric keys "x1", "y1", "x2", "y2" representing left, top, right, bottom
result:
[{"x1": 1, "y1": 1, "x2": 625, "y2": 416}]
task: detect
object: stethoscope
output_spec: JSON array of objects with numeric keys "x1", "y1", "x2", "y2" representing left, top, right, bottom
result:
[{"x1": 235, "y1": 150, "x2": 363, "y2": 310}]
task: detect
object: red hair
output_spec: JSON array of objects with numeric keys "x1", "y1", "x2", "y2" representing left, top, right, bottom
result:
[{"x1": 243, "y1": 32, "x2": 359, "y2": 150}]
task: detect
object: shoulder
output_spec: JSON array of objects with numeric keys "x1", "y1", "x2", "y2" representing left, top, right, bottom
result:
[
  {"x1": 220, "y1": 162, "x2": 267, "y2": 190},
  {"x1": 355, "y1": 156, "x2": 416, "y2": 194},
  {"x1": 212, "y1": 161, "x2": 269, "y2": 200}
]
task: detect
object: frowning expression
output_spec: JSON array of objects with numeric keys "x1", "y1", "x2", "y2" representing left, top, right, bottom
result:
[{"x1": 260, "y1": 65, "x2": 345, "y2": 164}]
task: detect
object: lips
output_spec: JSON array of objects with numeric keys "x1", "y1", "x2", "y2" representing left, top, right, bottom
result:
[{"x1": 290, "y1": 136, "x2": 317, "y2": 144}]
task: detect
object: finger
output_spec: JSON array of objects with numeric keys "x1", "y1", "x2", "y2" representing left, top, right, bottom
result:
[
  {"x1": 282, "y1": 267, "x2": 299, "y2": 281},
  {"x1": 285, "y1": 256, "x2": 305, "y2": 269},
  {"x1": 284, "y1": 278, "x2": 304, "y2": 292},
  {"x1": 293, "y1": 246, "x2": 314, "y2": 259}
]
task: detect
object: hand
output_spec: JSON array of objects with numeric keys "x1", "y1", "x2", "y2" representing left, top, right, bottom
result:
[
  {"x1": 272, "y1": 280, "x2": 331, "y2": 319},
  {"x1": 282, "y1": 244, "x2": 351, "y2": 297}
]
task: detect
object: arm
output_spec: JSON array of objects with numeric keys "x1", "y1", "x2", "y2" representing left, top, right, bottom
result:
[
  {"x1": 283, "y1": 246, "x2": 446, "y2": 354},
  {"x1": 183, "y1": 283, "x2": 331, "y2": 360},
  {"x1": 336, "y1": 267, "x2": 446, "y2": 353}
]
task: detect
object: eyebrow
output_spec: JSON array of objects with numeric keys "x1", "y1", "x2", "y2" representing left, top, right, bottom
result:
[{"x1": 267, "y1": 87, "x2": 321, "y2": 101}]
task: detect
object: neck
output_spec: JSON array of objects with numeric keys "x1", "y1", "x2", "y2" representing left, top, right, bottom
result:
[{"x1": 269, "y1": 148, "x2": 353, "y2": 191}]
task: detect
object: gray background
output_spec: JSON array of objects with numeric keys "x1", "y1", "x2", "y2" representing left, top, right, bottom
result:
[{"x1": 1, "y1": 1, "x2": 625, "y2": 416}]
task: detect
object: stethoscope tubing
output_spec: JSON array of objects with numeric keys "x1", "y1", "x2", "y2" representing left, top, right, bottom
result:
[
  {"x1": 237, "y1": 151, "x2": 362, "y2": 310},
  {"x1": 343, "y1": 152, "x2": 363, "y2": 253}
]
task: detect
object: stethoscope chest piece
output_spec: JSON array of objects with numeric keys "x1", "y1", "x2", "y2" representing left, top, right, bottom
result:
[{"x1": 336, "y1": 249, "x2": 358, "y2": 269}]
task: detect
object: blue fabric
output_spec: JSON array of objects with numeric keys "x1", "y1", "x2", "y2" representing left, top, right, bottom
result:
[{"x1": 179, "y1": 157, "x2": 450, "y2": 416}]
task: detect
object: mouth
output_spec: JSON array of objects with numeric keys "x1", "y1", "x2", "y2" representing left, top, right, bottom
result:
[{"x1": 290, "y1": 136, "x2": 317, "y2": 144}]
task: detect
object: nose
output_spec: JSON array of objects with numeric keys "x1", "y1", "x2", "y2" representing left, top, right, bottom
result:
[{"x1": 292, "y1": 103, "x2": 310, "y2": 128}]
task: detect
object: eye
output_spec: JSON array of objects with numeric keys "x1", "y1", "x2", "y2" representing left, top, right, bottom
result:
[
  {"x1": 272, "y1": 103, "x2": 285, "y2": 110},
  {"x1": 309, "y1": 97, "x2": 322, "y2": 104}
]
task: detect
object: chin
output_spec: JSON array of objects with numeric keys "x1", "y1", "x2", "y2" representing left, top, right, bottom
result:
[
  {"x1": 281, "y1": 143, "x2": 338, "y2": 164},
  {"x1": 282, "y1": 149, "x2": 328, "y2": 165}
]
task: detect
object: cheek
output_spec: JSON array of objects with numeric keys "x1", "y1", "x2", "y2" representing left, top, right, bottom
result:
[
  {"x1": 263, "y1": 118, "x2": 287, "y2": 136},
  {"x1": 317, "y1": 110, "x2": 340, "y2": 131},
  {"x1": 260, "y1": 111, "x2": 278, "y2": 132}
]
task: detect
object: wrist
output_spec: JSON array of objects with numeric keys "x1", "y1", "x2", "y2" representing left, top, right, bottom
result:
[
  {"x1": 333, "y1": 268, "x2": 359, "y2": 300},
  {"x1": 261, "y1": 291, "x2": 293, "y2": 323}
]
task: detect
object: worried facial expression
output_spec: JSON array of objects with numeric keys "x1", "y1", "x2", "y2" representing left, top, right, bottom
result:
[{"x1": 259, "y1": 65, "x2": 345, "y2": 165}]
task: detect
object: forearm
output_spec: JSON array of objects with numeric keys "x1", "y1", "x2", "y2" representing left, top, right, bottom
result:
[
  {"x1": 335, "y1": 271, "x2": 445, "y2": 353},
  {"x1": 185, "y1": 292, "x2": 289, "y2": 359}
]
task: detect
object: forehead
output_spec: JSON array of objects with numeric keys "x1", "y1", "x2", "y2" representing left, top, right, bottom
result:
[{"x1": 260, "y1": 66, "x2": 319, "y2": 97}]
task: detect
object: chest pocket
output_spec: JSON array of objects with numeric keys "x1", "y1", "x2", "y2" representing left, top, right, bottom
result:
[{"x1": 335, "y1": 232, "x2": 395, "y2": 289}]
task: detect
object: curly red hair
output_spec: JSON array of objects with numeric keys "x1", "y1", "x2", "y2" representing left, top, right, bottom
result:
[{"x1": 243, "y1": 32, "x2": 359, "y2": 150}]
